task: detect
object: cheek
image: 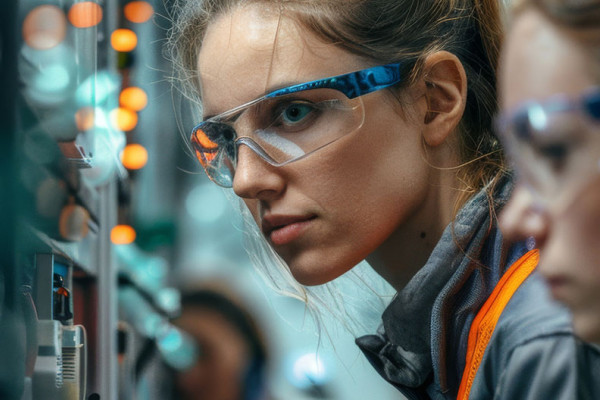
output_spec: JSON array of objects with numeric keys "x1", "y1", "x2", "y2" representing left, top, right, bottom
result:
[
  {"x1": 346, "y1": 99, "x2": 425, "y2": 184},
  {"x1": 539, "y1": 192, "x2": 600, "y2": 343},
  {"x1": 353, "y1": 112, "x2": 429, "y2": 212},
  {"x1": 563, "y1": 184, "x2": 600, "y2": 263},
  {"x1": 315, "y1": 108, "x2": 429, "y2": 239},
  {"x1": 544, "y1": 184, "x2": 600, "y2": 293},
  {"x1": 308, "y1": 104, "x2": 427, "y2": 213}
]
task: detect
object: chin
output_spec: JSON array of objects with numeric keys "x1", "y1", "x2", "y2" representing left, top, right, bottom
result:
[
  {"x1": 289, "y1": 261, "x2": 348, "y2": 287},
  {"x1": 284, "y1": 249, "x2": 360, "y2": 287},
  {"x1": 292, "y1": 271, "x2": 335, "y2": 287}
]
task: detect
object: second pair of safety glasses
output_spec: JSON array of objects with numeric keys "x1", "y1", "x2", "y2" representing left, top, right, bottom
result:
[
  {"x1": 190, "y1": 63, "x2": 406, "y2": 188},
  {"x1": 496, "y1": 87, "x2": 600, "y2": 210}
]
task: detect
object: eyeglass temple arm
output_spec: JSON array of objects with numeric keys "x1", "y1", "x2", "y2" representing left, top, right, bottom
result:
[{"x1": 266, "y1": 62, "x2": 406, "y2": 100}]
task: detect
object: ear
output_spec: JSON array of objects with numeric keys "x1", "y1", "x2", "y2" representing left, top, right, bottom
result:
[{"x1": 421, "y1": 51, "x2": 467, "y2": 147}]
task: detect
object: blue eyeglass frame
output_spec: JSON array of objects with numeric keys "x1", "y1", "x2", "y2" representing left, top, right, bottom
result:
[
  {"x1": 495, "y1": 87, "x2": 600, "y2": 142},
  {"x1": 191, "y1": 62, "x2": 408, "y2": 187},
  {"x1": 195, "y1": 62, "x2": 407, "y2": 123},
  {"x1": 265, "y1": 62, "x2": 406, "y2": 100}
]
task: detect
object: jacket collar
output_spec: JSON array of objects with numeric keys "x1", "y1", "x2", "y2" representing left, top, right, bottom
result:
[{"x1": 356, "y1": 177, "x2": 514, "y2": 394}]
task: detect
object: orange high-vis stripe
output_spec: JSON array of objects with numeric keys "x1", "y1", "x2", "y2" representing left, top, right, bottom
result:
[{"x1": 457, "y1": 249, "x2": 539, "y2": 400}]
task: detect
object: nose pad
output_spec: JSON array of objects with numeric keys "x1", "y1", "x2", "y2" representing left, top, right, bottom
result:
[
  {"x1": 500, "y1": 184, "x2": 550, "y2": 247},
  {"x1": 232, "y1": 142, "x2": 285, "y2": 200},
  {"x1": 235, "y1": 137, "x2": 279, "y2": 166}
]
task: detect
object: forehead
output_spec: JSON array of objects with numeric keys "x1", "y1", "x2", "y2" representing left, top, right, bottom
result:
[
  {"x1": 499, "y1": 8, "x2": 594, "y2": 110},
  {"x1": 197, "y1": 4, "x2": 366, "y2": 116}
]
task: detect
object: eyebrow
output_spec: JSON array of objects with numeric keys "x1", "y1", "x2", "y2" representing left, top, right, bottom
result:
[
  {"x1": 203, "y1": 63, "x2": 406, "y2": 120},
  {"x1": 202, "y1": 79, "x2": 304, "y2": 121}
]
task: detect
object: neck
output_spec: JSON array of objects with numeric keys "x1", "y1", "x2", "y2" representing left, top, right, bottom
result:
[{"x1": 366, "y1": 166, "x2": 464, "y2": 292}]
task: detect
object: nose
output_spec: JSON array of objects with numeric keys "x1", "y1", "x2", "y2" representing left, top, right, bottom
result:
[
  {"x1": 499, "y1": 184, "x2": 550, "y2": 248},
  {"x1": 232, "y1": 143, "x2": 286, "y2": 200}
]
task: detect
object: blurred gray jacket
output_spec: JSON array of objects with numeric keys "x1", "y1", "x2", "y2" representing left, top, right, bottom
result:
[{"x1": 356, "y1": 176, "x2": 600, "y2": 399}]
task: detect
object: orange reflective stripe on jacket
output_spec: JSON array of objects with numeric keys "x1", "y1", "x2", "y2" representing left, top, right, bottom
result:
[{"x1": 457, "y1": 249, "x2": 539, "y2": 400}]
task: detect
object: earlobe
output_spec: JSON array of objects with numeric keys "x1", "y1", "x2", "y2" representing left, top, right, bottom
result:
[{"x1": 421, "y1": 51, "x2": 467, "y2": 147}]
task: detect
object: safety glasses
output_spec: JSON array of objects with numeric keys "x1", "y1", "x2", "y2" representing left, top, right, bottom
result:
[
  {"x1": 496, "y1": 87, "x2": 600, "y2": 210},
  {"x1": 190, "y1": 63, "x2": 406, "y2": 187}
]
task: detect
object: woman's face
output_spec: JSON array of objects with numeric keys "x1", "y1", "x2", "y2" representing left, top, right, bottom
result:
[
  {"x1": 499, "y1": 8, "x2": 600, "y2": 342},
  {"x1": 197, "y1": 5, "x2": 434, "y2": 285}
]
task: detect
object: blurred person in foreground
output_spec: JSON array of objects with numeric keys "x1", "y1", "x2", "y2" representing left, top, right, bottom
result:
[
  {"x1": 498, "y1": 0, "x2": 600, "y2": 345},
  {"x1": 170, "y1": 285, "x2": 271, "y2": 400}
]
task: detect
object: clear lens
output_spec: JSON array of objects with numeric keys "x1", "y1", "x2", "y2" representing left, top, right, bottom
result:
[
  {"x1": 499, "y1": 100, "x2": 600, "y2": 210},
  {"x1": 191, "y1": 88, "x2": 365, "y2": 187}
]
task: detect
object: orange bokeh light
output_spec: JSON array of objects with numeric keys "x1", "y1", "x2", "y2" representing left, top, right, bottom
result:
[
  {"x1": 119, "y1": 87, "x2": 148, "y2": 111},
  {"x1": 75, "y1": 107, "x2": 95, "y2": 131},
  {"x1": 111, "y1": 29, "x2": 137, "y2": 52},
  {"x1": 120, "y1": 144, "x2": 148, "y2": 170},
  {"x1": 110, "y1": 107, "x2": 138, "y2": 131},
  {"x1": 111, "y1": 225, "x2": 136, "y2": 244},
  {"x1": 23, "y1": 5, "x2": 67, "y2": 50},
  {"x1": 68, "y1": 2, "x2": 103, "y2": 28},
  {"x1": 124, "y1": 1, "x2": 154, "y2": 23}
]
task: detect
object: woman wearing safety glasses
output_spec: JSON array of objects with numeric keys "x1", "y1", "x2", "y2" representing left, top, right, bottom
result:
[
  {"x1": 498, "y1": 0, "x2": 600, "y2": 345},
  {"x1": 167, "y1": 0, "x2": 600, "y2": 398}
]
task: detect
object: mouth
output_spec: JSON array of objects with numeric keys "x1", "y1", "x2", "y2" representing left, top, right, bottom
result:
[{"x1": 262, "y1": 214, "x2": 316, "y2": 246}]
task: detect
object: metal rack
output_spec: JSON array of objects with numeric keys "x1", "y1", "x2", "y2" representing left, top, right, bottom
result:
[
  {"x1": 0, "y1": 1, "x2": 192, "y2": 398},
  {"x1": 1, "y1": 1, "x2": 120, "y2": 399}
]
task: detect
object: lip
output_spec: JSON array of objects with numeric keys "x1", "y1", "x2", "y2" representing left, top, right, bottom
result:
[{"x1": 262, "y1": 214, "x2": 316, "y2": 246}]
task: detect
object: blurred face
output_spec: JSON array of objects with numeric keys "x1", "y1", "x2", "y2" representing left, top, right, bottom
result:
[
  {"x1": 499, "y1": 8, "x2": 600, "y2": 342},
  {"x1": 174, "y1": 307, "x2": 250, "y2": 400},
  {"x1": 198, "y1": 5, "x2": 433, "y2": 285}
]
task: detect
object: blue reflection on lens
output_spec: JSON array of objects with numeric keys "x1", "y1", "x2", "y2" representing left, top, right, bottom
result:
[{"x1": 528, "y1": 104, "x2": 548, "y2": 131}]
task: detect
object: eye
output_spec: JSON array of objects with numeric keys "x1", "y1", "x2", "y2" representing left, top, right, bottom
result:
[
  {"x1": 539, "y1": 143, "x2": 567, "y2": 158},
  {"x1": 280, "y1": 102, "x2": 315, "y2": 126},
  {"x1": 213, "y1": 122, "x2": 236, "y2": 142},
  {"x1": 535, "y1": 142, "x2": 570, "y2": 172},
  {"x1": 513, "y1": 112, "x2": 533, "y2": 141}
]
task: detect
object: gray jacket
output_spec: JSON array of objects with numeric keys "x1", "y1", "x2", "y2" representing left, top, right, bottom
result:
[{"x1": 356, "y1": 177, "x2": 600, "y2": 399}]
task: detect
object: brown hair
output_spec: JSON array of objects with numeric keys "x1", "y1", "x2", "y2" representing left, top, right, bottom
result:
[
  {"x1": 167, "y1": 0, "x2": 506, "y2": 210},
  {"x1": 513, "y1": 0, "x2": 600, "y2": 27}
]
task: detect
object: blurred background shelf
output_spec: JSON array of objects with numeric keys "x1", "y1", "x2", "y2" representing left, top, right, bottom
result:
[{"x1": 25, "y1": 225, "x2": 99, "y2": 277}]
